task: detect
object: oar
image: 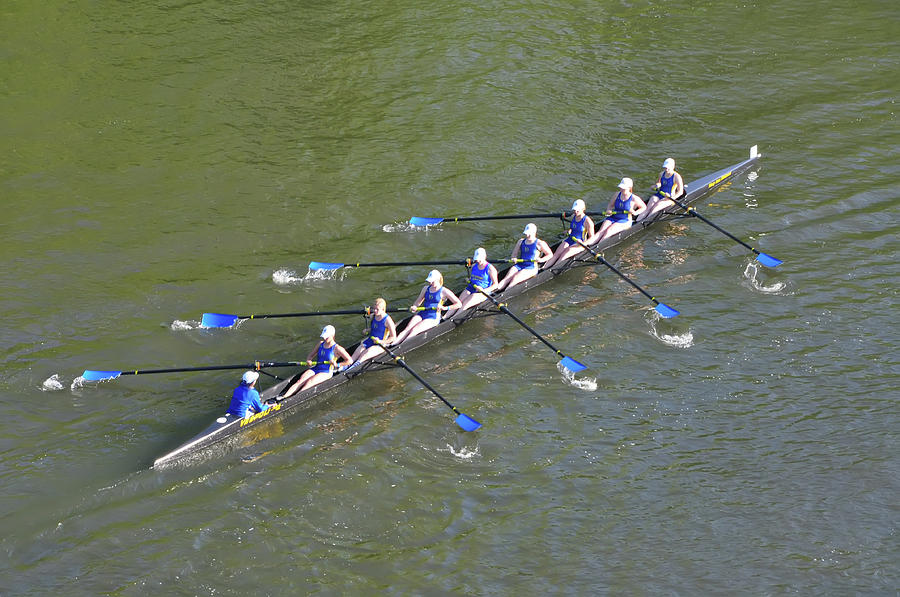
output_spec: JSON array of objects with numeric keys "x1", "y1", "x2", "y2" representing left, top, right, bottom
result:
[
  {"x1": 82, "y1": 361, "x2": 316, "y2": 382},
  {"x1": 570, "y1": 237, "x2": 680, "y2": 318},
  {"x1": 474, "y1": 286, "x2": 587, "y2": 372},
  {"x1": 200, "y1": 307, "x2": 409, "y2": 329},
  {"x1": 376, "y1": 342, "x2": 482, "y2": 432},
  {"x1": 662, "y1": 192, "x2": 782, "y2": 268},
  {"x1": 309, "y1": 258, "x2": 540, "y2": 272},
  {"x1": 409, "y1": 211, "x2": 627, "y2": 227},
  {"x1": 309, "y1": 259, "x2": 470, "y2": 271}
]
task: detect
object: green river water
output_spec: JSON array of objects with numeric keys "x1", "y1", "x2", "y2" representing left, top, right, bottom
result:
[{"x1": 1, "y1": 0, "x2": 897, "y2": 594}]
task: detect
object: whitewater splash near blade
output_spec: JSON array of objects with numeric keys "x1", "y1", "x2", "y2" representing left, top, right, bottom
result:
[
  {"x1": 645, "y1": 310, "x2": 694, "y2": 348},
  {"x1": 70, "y1": 376, "x2": 87, "y2": 390},
  {"x1": 170, "y1": 319, "x2": 201, "y2": 331},
  {"x1": 42, "y1": 374, "x2": 64, "y2": 391},
  {"x1": 557, "y1": 361, "x2": 597, "y2": 391},
  {"x1": 743, "y1": 261, "x2": 787, "y2": 294},
  {"x1": 439, "y1": 444, "x2": 480, "y2": 460},
  {"x1": 382, "y1": 221, "x2": 435, "y2": 233},
  {"x1": 273, "y1": 267, "x2": 343, "y2": 286}
]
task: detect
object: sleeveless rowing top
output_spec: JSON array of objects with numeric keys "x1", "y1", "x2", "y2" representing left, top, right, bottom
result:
[
  {"x1": 423, "y1": 285, "x2": 443, "y2": 320},
  {"x1": 566, "y1": 214, "x2": 588, "y2": 245},
  {"x1": 369, "y1": 315, "x2": 388, "y2": 342},
  {"x1": 467, "y1": 262, "x2": 492, "y2": 292},
  {"x1": 313, "y1": 342, "x2": 336, "y2": 373},
  {"x1": 610, "y1": 193, "x2": 632, "y2": 223},
  {"x1": 518, "y1": 240, "x2": 538, "y2": 269},
  {"x1": 659, "y1": 172, "x2": 675, "y2": 196}
]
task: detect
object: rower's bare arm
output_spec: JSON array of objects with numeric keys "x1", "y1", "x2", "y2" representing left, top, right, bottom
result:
[
  {"x1": 385, "y1": 317, "x2": 397, "y2": 342},
  {"x1": 443, "y1": 287, "x2": 463, "y2": 310},
  {"x1": 336, "y1": 345, "x2": 353, "y2": 367},
  {"x1": 632, "y1": 195, "x2": 647, "y2": 214},
  {"x1": 510, "y1": 239, "x2": 523, "y2": 261},
  {"x1": 409, "y1": 287, "x2": 427, "y2": 312}
]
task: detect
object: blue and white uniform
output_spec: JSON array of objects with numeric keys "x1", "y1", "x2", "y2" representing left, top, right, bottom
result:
[
  {"x1": 516, "y1": 240, "x2": 539, "y2": 270},
  {"x1": 312, "y1": 342, "x2": 336, "y2": 373},
  {"x1": 656, "y1": 172, "x2": 676, "y2": 198},
  {"x1": 565, "y1": 215, "x2": 589, "y2": 246},
  {"x1": 466, "y1": 262, "x2": 492, "y2": 292},
  {"x1": 422, "y1": 286, "x2": 443, "y2": 320},
  {"x1": 608, "y1": 193, "x2": 633, "y2": 224},
  {"x1": 362, "y1": 315, "x2": 389, "y2": 348},
  {"x1": 227, "y1": 382, "x2": 266, "y2": 418}
]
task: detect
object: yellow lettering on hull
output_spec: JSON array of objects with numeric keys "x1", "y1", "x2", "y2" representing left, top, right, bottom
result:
[
  {"x1": 707, "y1": 170, "x2": 733, "y2": 188},
  {"x1": 240, "y1": 402, "x2": 282, "y2": 427}
]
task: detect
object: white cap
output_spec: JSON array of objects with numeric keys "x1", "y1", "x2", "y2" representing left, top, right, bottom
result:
[
  {"x1": 473, "y1": 247, "x2": 487, "y2": 261},
  {"x1": 426, "y1": 269, "x2": 441, "y2": 283},
  {"x1": 617, "y1": 177, "x2": 633, "y2": 190},
  {"x1": 523, "y1": 223, "x2": 537, "y2": 237},
  {"x1": 242, "y1": 371, "x2": 259, "y2": 385},
  {"x1": 571, "y1": 199, "x2": 586, "y2": 212},
  {"x1": 663, "y1": 158, "x2": 675, "y2": 170},
  {"x1": 320, "y1": 324, "x2": 335, "y2": 339}
]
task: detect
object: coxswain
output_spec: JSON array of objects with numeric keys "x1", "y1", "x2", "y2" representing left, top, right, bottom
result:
[
  {"x1": 227, "y1": 371, "x2": 269, "y2": 418},
  {"x1": 348, "y1": 298, "x2": 397, "y2": 365},
  {"x1": 447, "y1": 247, "x2": 499, "y2": 317},
  {"x1": 494, "y1": 223, "x2": 553, "y2": 292},
  {"x1": 589, "y1": 177, "x2": 646, "y2": 244},
  {"x1": 280, "y1": 325, "x2": 352, "y2": 398},
  {"x1": 637, "y1": 157, "x2": 684, "y2": 222},
  {"x1": 542, "y1": 199, "x2": 596, "y2": 270},
  {"x1": 393, "y1": 269, "x2": 463, "y2": 345}
]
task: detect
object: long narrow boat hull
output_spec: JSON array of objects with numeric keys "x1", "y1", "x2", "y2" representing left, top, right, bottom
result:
[{"x1": 152, "y1": 146, "x2": 762, "y2": 468}]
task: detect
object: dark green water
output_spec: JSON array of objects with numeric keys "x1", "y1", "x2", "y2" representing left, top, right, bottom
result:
[{"x1": 2, "y1": 0, "x2": 897, "y2": 594}]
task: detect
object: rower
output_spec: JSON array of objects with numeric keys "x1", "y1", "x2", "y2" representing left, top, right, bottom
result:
[
  {"x1": 542, "y1": 199, "x2": 595, "y2": 270},
  {"x1": 448, "y1": 247, "x2": 499, "y2": 318},
  {"x1": 348, "y1": 298, "x2": 397, "y2": 366},
  {"x1": 393, "y1": 269, "x2": 463, "y2": 345},
  {"x1": 589, "y1": 177, "x2": 646, "y2": 244},
  {"x1": 494, "y1": 223, "x2": 553, "y2": 292},
  {"x1": 280, "y1": 325, "x2": 352, "y2": 398},
  {"x1": 637, "y1": 157, "x2": 684, "y2": 222},
  {"x1": 227, "y1": 371, "x2": 269, "y2": 418}
]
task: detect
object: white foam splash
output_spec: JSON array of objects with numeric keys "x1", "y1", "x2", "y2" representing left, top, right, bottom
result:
[
  {"x1": 273, "y1": 267, "x2": 344, "y2": 285},
  {"x1": 42, "y1": 374, "x2": 64, "y2": 391},
  {"x1": 743, "y1": 261, "x2": 786, "y2": 294},
  {"x1": 747, "y1": 171, "x2": 758, "y2": 181},
  {"x1": 70, "y1": 376, "x2": 87, "y2": 390},
  {"x1": 441, "y1": 444, "x2": 480, "y2": 460},
  {"x1": 646, "y1": 310, "x2": 694, "y2": 348},
  {"x1": 557, "y1": 361, "x2": 598, "y2": 391},
  {"x1": 170, "y1": 319, "x2": 200, "y2": 331},
  {"x1": 382, "y1": 221, "x2": 427, "y2": 233}
]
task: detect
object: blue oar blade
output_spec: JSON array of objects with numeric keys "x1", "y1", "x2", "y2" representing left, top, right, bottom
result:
[
  {"x1": 201, "y1": 313, "x2": 240, "y2": 328},
  {"x1": 756, "y1": 252, "x2": 783, "y2": 268},
  {"x1": 655, "y1": 303, "x2": 680, "y2": 318},
  {"x1": 455, "y1": 413, "x2": 482, "y2": 432},
  {"x1": 560, "y1": 356, "x2": 587, "y2": 372},
  {"x1": 82, "y1": 370, "x2": 122, "y2": 381},
  {"x1": 409, "y1": 217, "x2": 444, "y2": 227},
  {"x1": 308, "y1": 261, "x2": 345, "y2": 271}
]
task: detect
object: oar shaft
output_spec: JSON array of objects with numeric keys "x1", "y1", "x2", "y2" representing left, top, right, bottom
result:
[
  {"x1": 670, "y1": 198, "x2": 757, "y2": 252},
  {"x1": 424, "y1": 211, "x2": 625, "y2": 223},
  {"x1": 344, "y1": 260, "x2": 468, "y2": 268},
  {"x1": 379, "y1": 345, "x2": 458, "y2": 414},
  {"x1": 236, "y1": 308, "x2": 408, "y2": 320},
  {"x1": 476, "y1": 289, "x2": 566, "y2": 355},
  {"x1": 572, "y1": 239, "x2": 656, "y2": 302},
  {"x1": 114, "y1": 361, "x2": 310, "y2": 376}
]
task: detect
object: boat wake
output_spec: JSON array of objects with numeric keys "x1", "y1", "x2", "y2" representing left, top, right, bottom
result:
[
  {"x1": 272, "y1": 267, "x2": 343, "y2": 286},
  {"x1": 558, "y1": 362, "x2": 598, "y2": 391},
  {"x1": 439, "y1": 444, "x2": 480, "y2": 460},
  {"x1": 743, "y1": 261, "x2": 788, "y2": 294},
  {"x1": 41, "y1": 374, "x2": 64, "y2": 391},
  {"x1": 645, "y1": 310, "x2": 694, "y2": 348}
]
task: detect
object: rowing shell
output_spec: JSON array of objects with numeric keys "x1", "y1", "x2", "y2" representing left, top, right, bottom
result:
[{"x1": 152, "y1": 145, "x2": 762, "y2": 467}]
